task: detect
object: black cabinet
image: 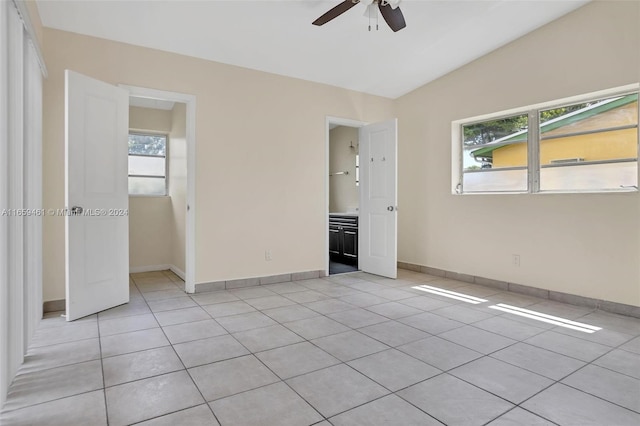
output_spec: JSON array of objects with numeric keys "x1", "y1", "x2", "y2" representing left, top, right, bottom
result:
[{"x1": 329, "y1": 215, "x2": 358, "y2": 266}]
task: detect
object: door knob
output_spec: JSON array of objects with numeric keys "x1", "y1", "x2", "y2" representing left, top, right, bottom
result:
[
  {"x1": 387, "y1": 206, "x2": 395, "y2": 212},
  {"x1": 71, "y1": 206, "x2": 84, "y2": 215}
]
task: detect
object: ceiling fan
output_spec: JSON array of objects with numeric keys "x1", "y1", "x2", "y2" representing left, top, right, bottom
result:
[{"x1": 313, "y1": 0, "x2": 407, "y2": 32}]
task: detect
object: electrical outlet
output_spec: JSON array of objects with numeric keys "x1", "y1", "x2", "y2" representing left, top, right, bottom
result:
[
  {"x1": 512, "y1": 254, "x2": 520, "y2": 267},
  {"x1": 265, "y1": 250, "x2": 272, "y2": 261}
]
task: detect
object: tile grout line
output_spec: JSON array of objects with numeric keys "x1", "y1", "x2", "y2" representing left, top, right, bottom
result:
[
  {"x1": 138, "y1": 275, "x2": 225, "y2": 426},
  {"x1": 193, "y1": 283, "x2": 334, "y2": 423},
  {"x1": 230, "y1": 334, "x2": 330, "y2": 423},
  {"x1": 2, "y1": 302, "x2": 118, "y2": 416},
  {"x1": 482, "y1": 334, "x2": 640, "y2": 420},
  {"x1": 5, "y1": 271, "x2": 638, "y2": 424},
  {"x1": 486, "y1": 338, "x2": 640, "y2": 384},
  {"x1": 297, "y1": 307, "x2": 477, "y2": 426},
  {"x1": 242, "y1": 284, "x2": 471, "y2": 425},
  {"x1": 479, "y1": 405, "x2": 561, "y2": 426},
  {"x1": 0, "y1": 362, "x2": 106, "y2": 416},
  {"x1": 1, "y1": 272, "x2": 376, "y2": 416},
  {"x1": 548, "y1": 342, "x2": 640, "y2": 415},
  {"x1": 94, "y1": 286, "x2": 111, "y2": 426},
  {"x1": 137, "y1": 272, "x2": 640, "y2": 414},
  {"x1": 192, "y1": 296, "x2": 337, "y2": 423},
  {"x1": 158, "y1": 273, "x2": 640, "y2": 421},
  {"x1": 182, "y1": 277, "x2": 435, "y2": 423},
  {"x1": 207, "y1": 277, "x2": 452, "y2": 424},
  {"x1": 372, "y1": 299, "x2": 639, "y2": 423}
]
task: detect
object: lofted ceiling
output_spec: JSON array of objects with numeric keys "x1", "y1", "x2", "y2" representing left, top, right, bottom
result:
[{"x1": 36, "y1": 0, "x2": 590, "y2": 99}]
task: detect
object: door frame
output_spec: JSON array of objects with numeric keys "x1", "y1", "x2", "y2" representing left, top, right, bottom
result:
[
  {"x1": 325, "y1": 116, "x2": 368, "y2": 277},
  {"x1": 121, "y1": 85, "x2": 197, "y2": 294}
]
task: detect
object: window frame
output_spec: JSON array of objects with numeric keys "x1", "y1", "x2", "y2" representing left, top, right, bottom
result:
[
  {"x1": 452, "y1": 84, "x2": 640, "y2": 195},
  {"x1": 128, "y1": 131, "x2": 169, "y2": 197},
  {"x1": 457, "y1": 110, "x2": 531, "y2": 194}
]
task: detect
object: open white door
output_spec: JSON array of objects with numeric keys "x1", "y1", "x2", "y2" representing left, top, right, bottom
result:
[
  {"x1": 65, "y1": 70, "x2": 129, "y2": 321},
  {"x1": 359, "y1": 119, "x2": 398, "y2": 278}
]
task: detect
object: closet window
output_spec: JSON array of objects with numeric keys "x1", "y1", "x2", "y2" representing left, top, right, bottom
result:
[{"x1": 128, "y1": 133, "x2": 167, "y2": 196}]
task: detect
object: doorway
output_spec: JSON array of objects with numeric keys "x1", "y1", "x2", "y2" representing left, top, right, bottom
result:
[
  {"x1": 123, "y1": 86, "x2": 196, "y2": 293},
  {"x1": 325, "y1": 116, "x2": 399, "y2": 279},
  {"x1": 65, "y1": 73, "x2": 197, "y2": 321},
  {"x1": 328, "y1": 122, "x2": 361, "y2": 275},
  {"x1": 127, "y1": 97, "x2": 187, "y2": 289}
]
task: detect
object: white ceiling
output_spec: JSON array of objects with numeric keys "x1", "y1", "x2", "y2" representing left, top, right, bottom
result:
[{"x1": 36, "y1": 0, "x2": 590, "y2": 99}]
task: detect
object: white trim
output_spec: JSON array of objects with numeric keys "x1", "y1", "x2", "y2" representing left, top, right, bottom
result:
[
  {"x1": 451, "y1": 121, "x2": 462, "y2": 194},
  {"x1": 12, "y1": 1, "x2": 47, "y2": 78},
  {"x1": 185, "y1": 98, "x2": 196, "y2": 293},
  {"x1": 0, "y1": 1, "x2": 43, "y2": 405},
  {"x1": 169, "y1": 265, "x2": 186, "y2": 281},
  {"x1": 8, "y1": 1, "x2": 25, "y2": 388},
  {"x1": 0, "y1": 0, "x2": 9, "y2": 408},
  {"x1": 120, "y1": 85, "x2": 197, "y2": 294},
  {"x1": 325, "y1": 116, "x2": 368, "y2": 277},
  {"x1": 23, "y1": 41, "x2": 43, "y2": 349}
]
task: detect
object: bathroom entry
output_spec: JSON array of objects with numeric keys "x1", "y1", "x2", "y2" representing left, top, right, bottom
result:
[
  {"x1": 326, "y1": 117, "x2": 398, "y2": 279},
  {"x1": 328, "y1": 124, "x2": 360, "y2": 275}
]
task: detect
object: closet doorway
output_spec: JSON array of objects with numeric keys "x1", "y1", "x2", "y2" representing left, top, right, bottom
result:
[{"x1": 124, "y1": 86, "x2": 196, "y2": 293}]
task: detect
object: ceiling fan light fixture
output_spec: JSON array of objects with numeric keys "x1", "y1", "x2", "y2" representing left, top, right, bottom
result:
[
  {"x1": 312, "y1": 0, "x2": 406, "y2": 32},
  {"x1": 385, "y1": 0, "x2": 402, "y2": 10}
]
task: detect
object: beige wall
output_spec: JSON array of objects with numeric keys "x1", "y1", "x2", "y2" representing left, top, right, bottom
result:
[
  {"x1": 127, "y1": 106, "x2": 173, "y2": 271},
  {"x1": 40, "y1": 1, "x2": 640, "y2": 307},
  {"x1": 41, "y1": 28, "x2": 395, "y2": 301},
  {"x1": 169, "y1": 103, "x2": 187, "y2": 275},
  {"x1": 396, "y1": 1, "x2": 640, "y2": 306},
  {"x1": 329, "y1": 126, "x2": 359, "y2": 213},
  {"x1": 129, "y1": 197, "x2": 172, "y2": 268},
  {"x1": 129, "y1": 106, "x2": 172, "y2": 133}
]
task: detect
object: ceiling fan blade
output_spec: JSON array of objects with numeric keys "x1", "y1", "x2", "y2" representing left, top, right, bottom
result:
[
  {"x1": 378, "y1": 2, "x2": 406, "y2": 32},
  {"x1": 313, "y1": 1, "x2": 360, "y2": 26}
]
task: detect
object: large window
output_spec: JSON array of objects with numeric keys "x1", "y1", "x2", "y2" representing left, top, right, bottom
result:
[
  {"x1": 128, "y1": 133, "x2": 167, "y2": 196},
  {"x1": 456, "y1": 88, "x2": 639, "y2": 194}
]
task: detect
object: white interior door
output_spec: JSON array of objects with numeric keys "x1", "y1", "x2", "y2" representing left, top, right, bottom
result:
[
  {"x1": 65, "y1": 70, "x2": 129, "y2": 321},
  {"x1": 359, "y1": 119, "x2": 397, "y2": 278}
]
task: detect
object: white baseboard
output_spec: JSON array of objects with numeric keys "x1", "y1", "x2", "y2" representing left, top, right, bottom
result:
[
  {"x1": 170, "y1": 265, "x2": 186, "y2": 280},
  {"x1": 129, "y1": 264, "x2": 186, "y2": 281}
]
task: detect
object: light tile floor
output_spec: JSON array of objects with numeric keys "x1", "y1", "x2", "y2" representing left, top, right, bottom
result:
[{"x1": 1, "y1": 269, "x2": 640, "y2": 425}]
